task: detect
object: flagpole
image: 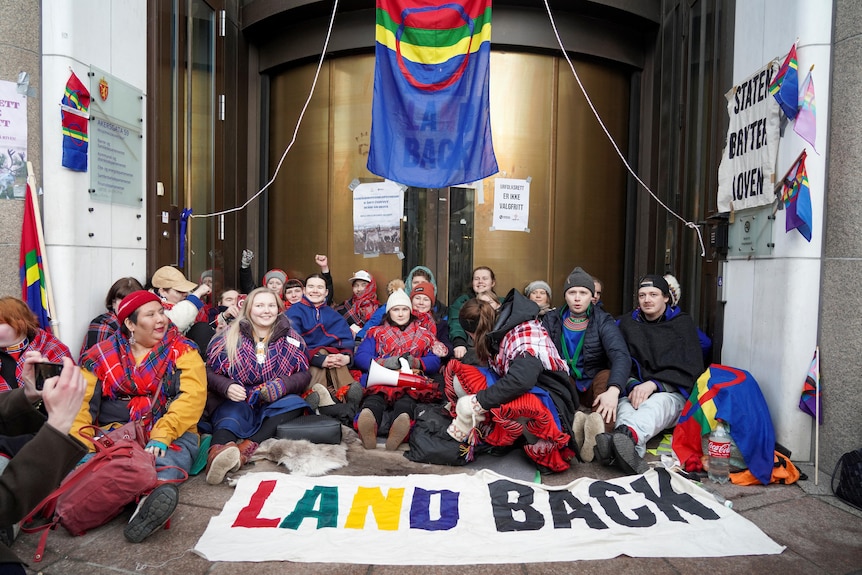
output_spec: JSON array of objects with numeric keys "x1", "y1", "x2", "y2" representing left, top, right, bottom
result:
[
  {"x1": 26, "y1": 162, "x2": 60, "y2": 339},
  {"x1": 814, "y1": 345, "x2": 820, "y2": 485}
]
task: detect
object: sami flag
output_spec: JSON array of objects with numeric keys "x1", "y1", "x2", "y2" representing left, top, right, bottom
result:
[
  {"x1": 672, "y1": 364, "x2": 775, "y2": 486},
  {"x1": 367, "y1": 0, "x2": 498, "y2": 188},
  {"x1": 61, "y1": 72, "x2": 91, "y2": 171},
  {"x1": 20, "y1": 185, "x2": 52, "y2": 331},
  {"x1": 769, "y1": 43, "x2": 799, "y2": 119},
  {"x1": 782, "y1": 152, "x2": 812, "y2": 242},
  {"x1": 793, "y1": 70, "x2": 817, "y2": 150},
  {"x1": 799, "y1": 347, "x2": 821, "y2": 424}
]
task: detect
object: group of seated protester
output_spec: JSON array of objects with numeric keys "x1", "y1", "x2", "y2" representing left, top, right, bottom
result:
[{"x1": 0, "y1": 252, "x2": 709, "y2": 571}]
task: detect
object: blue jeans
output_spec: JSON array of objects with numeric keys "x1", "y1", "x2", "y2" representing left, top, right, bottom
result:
[{"x1": 154, "y1": 431, "x2": 199, "y2": 481}]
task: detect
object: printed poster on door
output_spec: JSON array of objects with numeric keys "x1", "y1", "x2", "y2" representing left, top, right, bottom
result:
[
  {"x1": 493, "y1": 178, "x2": 530, "y2": 232},
  {"x1": 0, "y1": 79, "x2": 28, "y2": 199},
  {"x1": 353, "y1": 180, "x2": 404, "y2": 255}
]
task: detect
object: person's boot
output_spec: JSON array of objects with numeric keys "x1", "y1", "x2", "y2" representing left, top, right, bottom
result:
[
  {"x1": 594, "y1": 432, "x2": 615, "y2": 467},
  {"x1": 580, "y1": 412, "x2": 605, "y2": 463},
  {"x1": 357, "y1": 408, "x2": 378, "y2": 449},
  {"x1": 205, "y1": 442, "x2": 241, "y2": 485},
  {"x1": 124, "y1": 483, "x2": 179, "y2": 543},
  {"x1": 236, "y1": 439, "x2": 259, "y2": 466},
  {"x1": 611, "y1": 426, "x2": 649, "y2": 475},
  {"x1": 385, "y1": 413, "x2": 411, "y2": 451}
]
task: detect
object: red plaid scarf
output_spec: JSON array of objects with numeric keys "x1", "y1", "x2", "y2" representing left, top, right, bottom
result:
[
  {"x1": 81, "y1": 325, "x2": 195, "y2": 432},
  {"x1": 0, "y1": 329, "x2": 71, "y2": 392},
  {"x1": 413, "y1": 311, "x2": 437, "y2": 335},
  {"x1": 491, "y1": 320, "x2": 567, "y2": 376},
  {"x1": 342, "y1": 276, "x2": 380, "y2": 326},
  {"x1": 367, "y1": 320, "x2": 436, "y2": 358}
]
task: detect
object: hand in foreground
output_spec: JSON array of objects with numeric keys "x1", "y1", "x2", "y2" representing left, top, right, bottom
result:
[
  {"x1": 42, "y1": 357, "x2": 87, "y2": 435},
  {"x1": 454, "y1": 345, "x2": 467, "y2": 359}
]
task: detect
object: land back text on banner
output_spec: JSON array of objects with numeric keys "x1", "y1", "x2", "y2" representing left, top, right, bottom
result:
[{"x1": 195, "y1": 469, "x2": 784, "y2": 564}]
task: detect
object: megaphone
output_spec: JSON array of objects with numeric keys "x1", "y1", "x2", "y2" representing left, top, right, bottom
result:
[{"x1": 367, "y1": 360, "x2": 437, "y2": 392}]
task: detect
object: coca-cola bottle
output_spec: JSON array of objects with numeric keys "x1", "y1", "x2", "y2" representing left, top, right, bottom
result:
[{"x1": 708, "y1": 421, "x2": 731, "y2": 484}]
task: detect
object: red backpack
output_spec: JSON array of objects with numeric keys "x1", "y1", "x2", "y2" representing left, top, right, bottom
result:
[{"x1": 21, "y1": 422, "x2": 160, "y2": 562}]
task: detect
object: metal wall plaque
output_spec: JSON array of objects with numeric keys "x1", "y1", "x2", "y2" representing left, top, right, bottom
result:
[
  {"x1": 727, "y1": 204, "x2": 774, "y2": 258},
  {"x1": 88, "y1": 67, "x2": 143, "y2": 207}
]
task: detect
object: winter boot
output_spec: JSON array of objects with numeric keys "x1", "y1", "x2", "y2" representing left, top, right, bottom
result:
[{"x1": 205, "y1": 442, "x2": 241, "y2": 485}]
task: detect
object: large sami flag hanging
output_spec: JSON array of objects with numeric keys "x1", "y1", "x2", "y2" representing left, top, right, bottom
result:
[
  {"x1": 20, "y1": 184, "x2": 52, "y2": 331},
  {"x1": 60, "y1": 72, "x2": 91, "y2": 171},
  {"x1": 672, "y1": 364, "x2": 775, "y2": 486},
  {"x1": 367, "y1": 0, "x2": 498, "y2": 188}
]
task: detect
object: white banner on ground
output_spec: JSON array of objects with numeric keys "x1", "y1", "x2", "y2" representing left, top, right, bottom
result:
[
  {"x1": 717, "y1": 60, "x2": 781, "y2": 213},
  {"x1": 195, "y1": 468, "x2": 784, "y2": 564}
]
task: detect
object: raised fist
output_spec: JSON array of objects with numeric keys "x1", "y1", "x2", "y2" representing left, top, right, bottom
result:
[{"x1": 241, "y1": 249, "x2": 254, "y2": 268}]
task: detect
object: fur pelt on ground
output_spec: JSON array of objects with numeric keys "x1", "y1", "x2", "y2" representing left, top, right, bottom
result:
[{"x1": 251, "y1": 438, "x2": 349, "y2": 476}]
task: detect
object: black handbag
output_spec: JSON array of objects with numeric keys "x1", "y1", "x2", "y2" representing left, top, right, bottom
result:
[
  {"x1": 276, "y1": 414, "x2": 342, "y2": 444},
  {"x1": 832, "y1": 448, "x2": 862, "y2": 510}
]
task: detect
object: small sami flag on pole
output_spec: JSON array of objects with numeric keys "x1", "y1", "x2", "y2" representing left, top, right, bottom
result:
[
  {"x1": 20, "y1": 184, "x2": 52, "y2": 332},
  {"x1": 769, "y1": 43, "x2": 799, "y2": 119},
  {"x1": 799, "y1": 346, "x2": 821, "y2": 424}
]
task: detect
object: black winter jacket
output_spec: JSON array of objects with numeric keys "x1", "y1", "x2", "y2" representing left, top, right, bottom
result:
[{"x1": 549, "y1": 305, "x2": 630, "y2": 391}]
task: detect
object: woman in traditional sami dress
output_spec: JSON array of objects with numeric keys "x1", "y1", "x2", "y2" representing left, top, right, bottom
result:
[{"x1": 205, "y1": 288, "x2": 311, "y2": 485}]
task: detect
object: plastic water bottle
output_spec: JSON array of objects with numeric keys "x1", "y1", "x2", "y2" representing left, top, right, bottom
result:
[{"x1": 708, "y1": 421, "x2": 731, "y2": 484}]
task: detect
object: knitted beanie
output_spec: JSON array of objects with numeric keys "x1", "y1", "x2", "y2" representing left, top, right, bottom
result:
[
  {"x1": 410, "y1": 281, "x2": 436, "y2": 306},
  {"x1": 563, "y1": 267, "x2": 594, "y2": 295},
  {"x1": 387, "y1": 288, "x2": 412, "y2": 311},
  {"x1": 117, "y1": 290, "x2": 161, "y2": 324},
  {"x1": 524, "y1": 280, "x2": 552, "y2": 301},
  {"x1": 263, "y1": 269, "x2": 287, "y2": 285}
]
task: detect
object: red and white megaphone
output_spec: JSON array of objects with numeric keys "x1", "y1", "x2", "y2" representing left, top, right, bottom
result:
[{"x1": 367, "y1": 359, "x2": 437, "y2": 392}]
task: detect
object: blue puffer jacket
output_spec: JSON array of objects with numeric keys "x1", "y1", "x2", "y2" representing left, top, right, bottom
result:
[{"x1": 548, "y1": 304, "x2": 630, "y2": 391}]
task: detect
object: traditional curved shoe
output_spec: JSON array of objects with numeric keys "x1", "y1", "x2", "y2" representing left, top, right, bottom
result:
[
  {"x1": 572, "y1": 411, "x2": 587, "y2": 453},
  {"x1": 385, "y1": 413, "x2": 411, "y2": 451},
  {"x1": 205, "y1": 442, "x2": 241, "y2": 485},
  {"x1": 357, "y1": 408, "x2": 378, "y2": 450},
  {"x1": 580, "y1": 412, "x2": 605, "y2": 463}
]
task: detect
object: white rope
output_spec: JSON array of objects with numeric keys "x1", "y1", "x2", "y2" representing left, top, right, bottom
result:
[
  {"x1": 541, "y1": 0, "x2": 706, "y2": 257},
  {"x1": 192, "y1": 0, "x2": 340, "y2": 219}
]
